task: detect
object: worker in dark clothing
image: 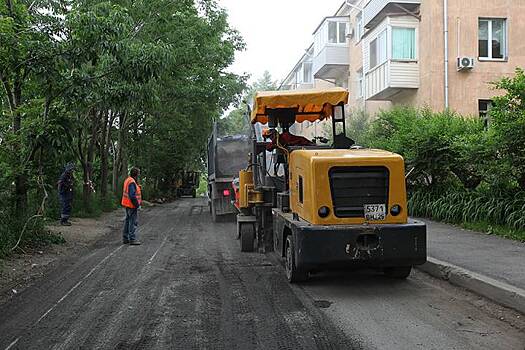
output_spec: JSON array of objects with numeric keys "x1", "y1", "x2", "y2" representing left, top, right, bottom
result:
[
  {"x1": 58, "y1": 163, "x2": 75, "y2": 226},
  {"x1": 121, "y1": 167, "x2": 142, "y2": 245}
]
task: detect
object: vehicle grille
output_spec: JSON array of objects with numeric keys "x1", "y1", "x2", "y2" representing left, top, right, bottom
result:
[{"x1": 329, "y1": 166, "x2": 389, "y2": 218}]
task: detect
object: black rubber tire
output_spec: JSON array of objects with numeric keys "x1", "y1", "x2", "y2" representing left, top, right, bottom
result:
[
  {"x1": 383, "y1": 266, "x2": 412, "y2": 279},
  {"x1": 285, "y1": 235, "x2": 308, "y2": 283},
  {"x1": 240, "y1": 223, "x2": 255, "y2": 252},
  {"x1": 192, "y1": 189, "x2": 196, "y2": 198}
]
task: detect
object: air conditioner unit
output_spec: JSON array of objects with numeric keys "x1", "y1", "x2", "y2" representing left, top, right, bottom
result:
[{"x1": 457, "y1": 56, "x2": 474, "y2": 71}]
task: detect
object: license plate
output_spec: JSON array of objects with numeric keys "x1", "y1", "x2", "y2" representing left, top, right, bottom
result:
[{"x1": 364, "y1": 204, "x2": 386, "y2": 221}]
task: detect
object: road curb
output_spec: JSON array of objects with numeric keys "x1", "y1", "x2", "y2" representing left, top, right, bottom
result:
[{"x1": 417, "y1": 257, "x2": 525, "y2": 315}]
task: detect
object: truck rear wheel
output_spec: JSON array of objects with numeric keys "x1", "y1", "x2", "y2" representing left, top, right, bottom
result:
[
  {"x1": 240, "y1": 223, "x2": 255, "y2": 252},
  {"x1": 285, "y1": 235, "x2": 308, "y2": 283},
  {"x1": 211, "y1": 199, "x2": 218, "y2": 222},
  {"x1": 383, "y1": 266, "x2": 412, "y2": 279}
]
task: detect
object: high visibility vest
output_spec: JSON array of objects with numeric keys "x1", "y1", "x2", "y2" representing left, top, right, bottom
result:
[{"x1": 121, "y1": 177, "x2": 142, "y2": 208}]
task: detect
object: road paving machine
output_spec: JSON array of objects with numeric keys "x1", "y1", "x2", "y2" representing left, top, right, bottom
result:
[{"x1": 236, "y1": 88, "x2": 427, "y2": 282}]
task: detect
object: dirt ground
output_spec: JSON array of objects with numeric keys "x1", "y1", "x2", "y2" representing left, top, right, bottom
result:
[{"x1": 0, "y1": 209, "x2": 124, "y2": 305}]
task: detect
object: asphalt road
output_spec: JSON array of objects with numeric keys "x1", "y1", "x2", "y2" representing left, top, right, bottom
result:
[{"x1": 0, "y1": 198, "x2": 523, "y2": 350}]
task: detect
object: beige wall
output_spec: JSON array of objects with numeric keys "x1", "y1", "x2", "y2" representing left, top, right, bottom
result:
[{"x1": 393, "y1": 0, "x2": 525, "y2": 116}]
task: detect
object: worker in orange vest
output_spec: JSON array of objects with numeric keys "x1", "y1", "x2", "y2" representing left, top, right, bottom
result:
[{"x1": 122, "y1": 167, "x2": 142, "y2": 245}]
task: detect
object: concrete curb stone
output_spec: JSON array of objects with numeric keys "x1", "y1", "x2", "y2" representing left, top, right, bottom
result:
[{"x1": 417, "y1": 257, "x2": 525, "y2": 315}]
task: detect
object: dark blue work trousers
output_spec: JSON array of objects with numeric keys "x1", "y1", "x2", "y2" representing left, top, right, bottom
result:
[
  {"x1": 59, "y1": 192, "x2": 73, "y2": 222},
  {"x1": 123, "y1": 208, "x2": 139, "y2": 241}
]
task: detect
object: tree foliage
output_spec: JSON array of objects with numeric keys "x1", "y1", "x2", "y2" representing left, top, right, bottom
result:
[
  {"x1": 0, "y1": 0, "x2": 245, "y2": 256},
  {"x1": 490, "y1": 67, "x2": 525, "y2": 189},
  {"x1": 218, "y1": 70, "x2": 277, "y2": 136}
]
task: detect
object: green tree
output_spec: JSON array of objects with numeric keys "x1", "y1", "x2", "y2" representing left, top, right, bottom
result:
[
  {"x1": 0, "y1": 0, "x2": 245, "y2": 256},
  {"x1": 218, "y1": 70, "x2": 277, "y2": 135},
  {"x1": 490, "y1": 68, "x2": 525, "y2": 189}
]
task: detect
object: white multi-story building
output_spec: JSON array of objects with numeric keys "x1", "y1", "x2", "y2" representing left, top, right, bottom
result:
[{"x1": 282, "y1": 0, "x2": 525, "y2": 121}]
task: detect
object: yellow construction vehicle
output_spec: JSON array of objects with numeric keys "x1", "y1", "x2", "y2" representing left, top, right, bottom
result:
[{"x1": 236, "y1": 88, "x2": 427, "y2": 282}]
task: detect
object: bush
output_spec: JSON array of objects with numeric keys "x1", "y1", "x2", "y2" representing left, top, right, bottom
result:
[
  {"x1": 490, "y1": 67, "x2": 525, "y2": 189},
  {"x1": 346, "y1": 109, "x2": 371, "y2": 146},
  {"x1": 0, "y1": 213, "x2": 65, "y2": 259},
  {"x1": 357, "y1": 72, "x2": 525, "y2": 240},
  {"x1": 366, "y1": 107, "x2": 490, "y2": 189}
]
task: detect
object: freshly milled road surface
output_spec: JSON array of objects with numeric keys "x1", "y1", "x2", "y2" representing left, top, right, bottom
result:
[{"x1": 0, "y1": 198, "x2": 523, "y2": 350}]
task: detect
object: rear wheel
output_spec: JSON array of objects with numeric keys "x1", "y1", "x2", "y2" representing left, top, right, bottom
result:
[
  {"x1": 240, "y1": 223, "x2": 255, "y2": 252},
  {"x1": 285, "y1": 235, "x2": 308, "y2": 283},
  {"x1": 211, "y1": 199, "x2": 218, "y2": 222},
  {"x1": 192, "y1": 189, "x2": 196, "y2": 198},
  {"x1": 383, "y1": 266, "x2": 412, "y2": 279}
]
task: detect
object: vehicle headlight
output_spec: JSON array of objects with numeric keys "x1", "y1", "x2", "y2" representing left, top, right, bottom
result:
[
  {"x1": 318, "y1": 206, "x2": 330, "y2": 218},
  {"x1": 390, "y1": 204, "x2": 401, "y2": 216}
]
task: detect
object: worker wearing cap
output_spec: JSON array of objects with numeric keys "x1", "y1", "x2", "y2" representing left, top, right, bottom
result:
[{"x1": 121, "y1": 167, "x2": 142, "y2": 245}]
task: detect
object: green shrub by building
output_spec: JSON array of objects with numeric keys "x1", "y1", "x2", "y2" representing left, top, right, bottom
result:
[{"x1": 353, "y1": 68, "x2": 525, "y2": 241}]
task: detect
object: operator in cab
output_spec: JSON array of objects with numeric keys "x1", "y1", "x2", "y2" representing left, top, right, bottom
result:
[{"x1": 262, "y1": 128, "x2": 315, "y2": 151}]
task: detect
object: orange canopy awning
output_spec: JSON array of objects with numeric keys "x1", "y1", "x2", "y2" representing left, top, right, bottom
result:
[{"x1": 250, "y1": 88, "x2": 349, "y2": 124}]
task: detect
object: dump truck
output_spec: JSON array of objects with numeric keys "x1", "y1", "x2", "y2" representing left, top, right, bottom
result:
[
  {"x1": 236, "y1": 88, "x2": 427, "y2": 282},
  {"x1": 207, "y1": 123, "x2": 251, "y2": 222},
  {"x1": 176, "y1": 171, "x2": 200, "y2": 198}
]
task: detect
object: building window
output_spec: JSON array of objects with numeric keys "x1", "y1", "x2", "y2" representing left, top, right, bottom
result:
[
  {"x1": 328, "y1": 21, "x2": 338, "y2": 43},
  {"x1": 357, "y1": 70, "x2": 364, "y2": 98},
  {"x1": 479, "y1": 18, "x2": 507, "y2": 60},
  {"x1": 303, "y1": 62, "x2": 312, "y2": 83},
  {"x1": 479, "y1": 99, "x2": 492, "y2": 128},
  {"x1": 355, "y1": 13, "x2": 363, "y2": 42},
  {"x1": 328, "y1": 21, "x2": 347, "y2": 44},
  {"x1": 339, "y1": 22, "x2": 347, "y2": 43},
  {"x1": 392, "y1": 27, "x2": 416, "y2": 60},
  {"x1": 370, "y1": 30, "x2": 387, "y2": 69}
]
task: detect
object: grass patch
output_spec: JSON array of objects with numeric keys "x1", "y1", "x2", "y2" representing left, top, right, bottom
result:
[
  {"x1": 409, "y1": 188, "x2": 525, "y2": 242},
  {"x1": 0, "y1": 217, "x2": 66, "y2": 259}
]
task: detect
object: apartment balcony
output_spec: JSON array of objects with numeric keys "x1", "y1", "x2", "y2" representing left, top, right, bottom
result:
[
  {"x1": 365, "y1": 60, "x2": 419, "y2": 100},
  {"x1": 312, "y1": 16, "x2": 350, "y2": 80},
  {"x1": 312, "y1": 45, "x2": 349, "y2": 79},
  {"x1": 363, "y1": 0, "x2": 420, "y2": 29}
]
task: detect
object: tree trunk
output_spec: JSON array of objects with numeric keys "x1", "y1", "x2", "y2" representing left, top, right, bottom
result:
[
  {"x1": 77, "y1": 127, "x2": 89, "y2": 211},
  {"x1": 83, "y1": 110, "x2": 99, "y2": 208},
  {"x1": 113, "y1": 112, "x2": 128, "y2": 196},
  {"x1": 112, "y1": 140, "x2": 120, "y2": 194},
  {"x1": 13, "y1": 78, "x2": 28, "y2": 216},
  {"x1": 99, "y1": 110, "x2": 111, "y2": 199}
]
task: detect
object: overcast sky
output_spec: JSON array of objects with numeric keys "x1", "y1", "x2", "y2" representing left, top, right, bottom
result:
[{"x1": 218, "y1": 0, "x2": 346, "y2": 86}]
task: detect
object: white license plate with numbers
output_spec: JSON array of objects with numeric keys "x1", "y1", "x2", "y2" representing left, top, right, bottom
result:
[{"x1": 364, "y1": 204, "x2": 386, "y2": 221}]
